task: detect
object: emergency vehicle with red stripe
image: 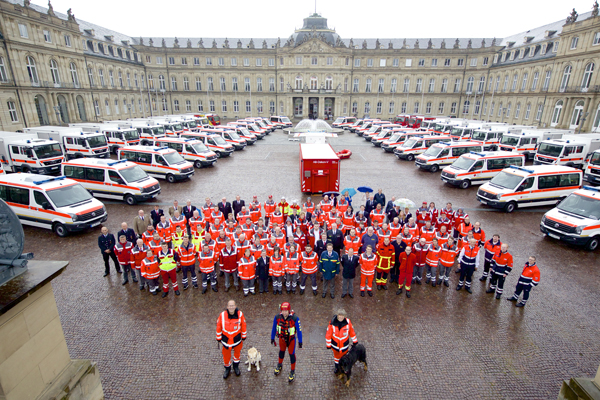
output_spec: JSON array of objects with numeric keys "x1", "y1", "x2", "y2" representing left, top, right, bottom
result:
[
  {"x1": 179, "y1": 132, "x2": 234, "y2": 158},
  {"x1": 415, "y1": 141, "x2": 483, "y2": 172},
  {"x1": 228, "y1": 121, "x2": 266, "y2": 139},
  {"x1": 355, "y1": 121, "x2": 380, "y2": 137},
  {"x1": 117, "y1": 146, "x2": 194, "y2": 183},
  {"x1": 269, "y1": 115, "x2": 293, "y2": 128},
  {"x1": 145, "y1": 117, "x2": 185, "y2": 137},
  {"x1": 244, "y1": 118, "x2": 274, "y2": 134},
  {"x1": 113, "y1": 120, "x2": 166, "y2": 145},
  {"x1": 394, "y1": 135, "x2": 452, "y2": 162},
  {"x1": 26, "y1": 126, "x2": 109, "y2": 160},
  {"x1": 0, "y1": 173, "x2": 107, "y2": 237},
  {"x1": 380, "y1": 129, "x2": 428, "y2": 152},
  {"x1": 153, "y1": 137, "x2": 218, "y2": 168},
  {"x1": 534, "y1": 134, "x2": 600, "y2": 169},
  {"x1": 70, "y1": 122, "x2": 141, "y2": 155},
  {"x1": 441, "y1": 151, "x2": 525, "y2": 189},
  {"x1": 363, "y1": 124, "x2": 400, "y2": 141},
  {"x1": 584, "y1": 149, "x2": 600, "y2": 185},
  {"x1": 540, "y1": 186, "x2": 600, "y2": 251},
  {"x1": 498, "y1": 129, "x2": 566, "y2": 161},
  {"x1": 468, "y1": 125, "x2": 527, "y2": 150},
  {"x1": 0, "y1": 132, "x2": 64, "y2": 175},
  {"x1": 62, "y1": 158, "x2": 160, "y2": 205},
  {"x1": 332, "y1": 116, "x2": 357, "y2": 130},
  {"x1": 200, "y1": 127, "x2": 246, "y2": 150},
  {"x1": 477, "y1": 165, "x2": 583, "y2": 213},
  {"x1": 446, "y1": 121, "x2": 490, "y2": 141}
]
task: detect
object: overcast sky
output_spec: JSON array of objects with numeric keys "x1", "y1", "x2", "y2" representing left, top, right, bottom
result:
[{"x1": 46, "y1": 0, "x2": 594, "y2": 39}]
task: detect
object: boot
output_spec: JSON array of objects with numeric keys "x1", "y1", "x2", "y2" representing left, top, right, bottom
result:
[
  {"x1": 495, "y1": 293, "x2": 502, "y2": 299},
  {"x1": 233, "y1": 362, "x2": 241, "y2": 376},
  {"x1": 300, "y1": 289, "x2": 305, "y2": 295},
  {"x1": 432, "y1": 281, "x2": 436, "y2": 288},
  {"x1": 322, "y1": 292, "x2": 326, "y2": 298},
  {"x1": 162, "y1": 291, "x2": 168, "y2": 298},
  {"x1": 425, "y1": 278, "x2": 431, "y2": 284},
  {"x1": 377, "y1": 285, "x2": 381, "y2": 291},
  {"x1": 396, "y1": 288, "x2": 402, "y2": 295},
  {"x1": 406, "y1": 290, "x2": 411, "y2": 298},
  {"x1": 465, "y1": 287, "x2": 472, "y2": 294},
  {"x1": 274, "y1": 364, "x2": 282, "y2": 376},
  {"x1": 444, "y1": 280, "x2": 449, "y2": 287},
  {"x1": 507, "y1": 296, "x2": 518, "y2": 302},
  {"x1": 273, "y1": 290, "x2": 277, "y2": 295},
  {"x1": 360, "y1": 291, "x2": 365, "y2": 297},
  {"x1": 516, "y1": 302, "x2": 526, "y2": 307},
  {"x1": 193, "y1": 283, "x2": 198, "y2": 289},
  {"x1": 225, "y1": 286, "x2": 230, "y2": 292},
  {"x1": 486, "y1": 288, "x2": 495, "y2": 293},
  {"x1": 183, "y1": 283, "x2": 189, "y2": 290},
  {"x1": 416, "y1": 279, "x2": 422, "y2": 285},
  {"x1": 212, "y1": 285, "x2": 218, "y2": 292},
  {"x1": 479, "y1": 276, "x2": 487, "y2": 282},
  {"x1": 202, "y1": 287, "x2": 207, "y2": 294},
  {"x1": 367, "y1": 291, "x2": 373, "y2": 297},
  {"x1": 174, "y1": 290, "x2": 180, "y2": 295},
  {"x1": 223, "y1": 366, "x2": 231, "y2": 379},
  {"x1": 334, "y1": 364, "x2": 340, "y2": 374},
  {"x1": 382, "y1": 285, "x2": 387, "y2": 290},
  {"x1": 288, "y1": 370, "x2": 296, "y2": 383},
  {"x1": 313, "y1": 290, "x2": 318, "y2": 296},
  {"x1": 456, "y1": 285, "x2": 462, "y2": 291}
]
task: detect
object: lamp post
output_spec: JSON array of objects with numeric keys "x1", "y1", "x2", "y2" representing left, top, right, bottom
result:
[{"x1": 53, "y1": 105, "x2": 61, "y2": 126}]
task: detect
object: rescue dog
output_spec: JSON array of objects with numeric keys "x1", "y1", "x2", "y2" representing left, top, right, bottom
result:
[
  {"x1": 244, "y1": 347, "x2": 261, "y2": 371},
  {"x1": 337, "y1": 343, "x2": 367, "y2": 387}
]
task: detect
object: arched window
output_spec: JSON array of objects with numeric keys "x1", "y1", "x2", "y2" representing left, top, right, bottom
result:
[
  {"x1": 295, "y1": 75, "x2": 303, "y2": 90},
  {"x1": 515, "y1": 103, "x2": 521, "y2": 119},
  {"x1": 325, "y1": 76, "x2": 333, "y2": 90},
  {"x1": 310, "y1": 76, "x2": 318, "y2": 90},
  {"x1": 551, "y1": 100, "x2": 564, "y2": 126},
  {"x1": 57, "y1": 95, "x2": 70, "y2": 123},
  {"x1": 76, "y1": 95, "x2": 87, "y2": 121},
  {"x1": 70, "y1": 62, "x2": 79, "y2": 87},
  {"x1": 560, "y1": 65, "x2": 572, "y2": 91},
  {"x1": 466, "y1": 76, "x2": 474, "y2": 93},
  {"x1": 582, "y1": 63, "x2": 595, "y2": 89},
  {"x1": 570, "y1": 100, "x2": 585, "y2": 129},
  {"x1": 26, "y1": 56, "x2": 39, "y2": 85},
  {"x1": 497, "y1": 102, "x2": 503, "y2": 117},
  {"x1": 34, "y1": 95, "x2": 49, "y2": 125},
  {"x1": 49, "y1": 59, "x2": 60, "y2": 85},
  {"x1": 478, "y1": 76, "x2": 485, "y2": 93},
  {"x1": 343, "y1": 102, "x2": 348, "y2": 114}
]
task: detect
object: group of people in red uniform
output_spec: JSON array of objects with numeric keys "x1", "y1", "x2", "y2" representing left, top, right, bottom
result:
[{"x1": 101, "y1": 195, "x2": 540, "y2": 307}]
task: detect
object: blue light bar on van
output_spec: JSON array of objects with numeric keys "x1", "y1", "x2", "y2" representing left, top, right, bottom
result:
[
  {"x1": 469, "y1": 152, "x2": 487, "y2": 157},
  {"x1": 509, "y1": 165, "x2": 535, "y2": 173},
  {"x1": 153, "y1": 147, "x2": 170, "y2": 151},
  {"x1": 582, "y1": 185, "x2": 600, "y2": 192},
  {"x1": 33, "y1": 176, "x2": 66, "y2": 185},
  {"x1": 107, "y1": 159, "x2": 127, "y2": 166},
  {"x1": 438, "y1": 142, "x2": 451, "y2": 146}
]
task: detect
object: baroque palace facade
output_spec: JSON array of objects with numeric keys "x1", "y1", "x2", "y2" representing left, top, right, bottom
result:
[{"x1": 0, "y1": 0, "x2": 599, "y2": 132}]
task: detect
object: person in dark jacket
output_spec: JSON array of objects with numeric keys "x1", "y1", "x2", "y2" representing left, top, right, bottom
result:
[
  {"x1": 360, "y1": 227, "x2": 379, "y2": 254},
  {"x1": 373, "y1": 188, "x2": 386, "y2": 208},
  {"x1": 327, "y1": 223, "x2": 344, "y2": 255},
  {"x1": 319, "y1": 243, "x2": 340, "y2": 298},
  {"x1": 182, "y1": 200, "x2": 197, "y2": 221},
  {"x1": 256, "y1": 249, "x2": 270, "y2": 293},
  {"x1": 218, "y1": 197, "x2": 233, "y2": 221},
  {"x1": 364, "y1": 195, "x2": 376, "y2": 222},
  {"x1": 98, "y1": 226, "x2": 121, "y2": 276},
  {"x1": 150, "y1": 205, "x2": 164, "y2": 228},
  {"x1": 391, "y1": 234, "x2": 407, "y2": 283},
  {"x1": 118, "y1": 222, "x2": 137, "y2": 244},
  {"x1": 232, "y1": 195, "x2": 245, "y2": 219},
  {"x1": 341, "y1": 247, "x2": 359, "y2": 298}
]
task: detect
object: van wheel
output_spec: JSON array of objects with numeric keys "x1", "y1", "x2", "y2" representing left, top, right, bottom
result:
[
  {"x1": 124, "y1": 194, "x2": 137, "y2": 205},
  {"x1": 523, "y1": 152, "x2": 530, "y2": 161},
  {"x1": 429, "y1": 164, "x2": 439, "y2": 173},
  {"x1": 406, "y1": 154, "x2": 415, "y2": 161},
  {"x1": 53, "y1": 223, "x2": 68, "y2": 237},
  {"x1": 504, "y1": 202, "x2": 517, "y2": 213},
  {"x1": 166, "y1": 174, "x2": 176, "y2": 183},
  {"x1": 216, "y1": 151, "x2": 223, "y2": 158},
  {"x1": 21, "y1": 166, "x2": 30, "y2": 173},
  {"x1": 74, "y1": 153, "x2": 83, "y2": 159},
  {"x1": 585, "y1": 236, "x2": 599, "y2": 251},
  {"x1": 460, "y1": 180, "x2": 471, "y2": 189},
  {"x1": 194, "y1": 160, "x2": 203, "y2": 169}
]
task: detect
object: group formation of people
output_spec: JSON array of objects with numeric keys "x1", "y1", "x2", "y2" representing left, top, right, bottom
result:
[
  {"x1": 98, "y1": 191, "x2": 540, "y2": 306},
  {"x1": 216, "y1": 299, "x2": 357, "y2": 382}
]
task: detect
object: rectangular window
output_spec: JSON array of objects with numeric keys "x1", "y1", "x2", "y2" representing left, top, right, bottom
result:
[
  {"x1": 431, "y1": 58, "x2": 438, "y2": 67},
  {"x1": 269, "y1": 77, "x2": 275, "y2": 92},
  {"x1": 94, "y1": 100, "x2": 100, "y2": 116},
  {"x1": 405, "y1": 58, "x2": 412, "y2": 67},
  {"x1": 196, "y1": 78, "x2": 202, "y2": 91},
  {"x1": 257, "y1": 101, "x2": 263, "y2": 113},
  {"x1": 493, "y1": 54, "x2": 499, "y2": 64},
  {"x1": 379, "y1": 58, "x2": 386, "y2": 67},
  {"x1": 280, "y1": 57, "x2": 284, "y2": 66},
  {"x1": 156, "y1": 56, "x2": 163, "y2": 64},
  {"x1": 222, "y1": 100, "x2": 227, "y2": 112},
  {"x1": 441, "y1": 79, "x2": 448, "y2": 93},
  {"x1": 521, "y1": 73, "x2": 528, "y2": 90},
  {"x1": 327, "y1": 57, "x2": 333, "y2": 65},
  {"x1": 43, "y1": 30, "x2": 51, "y2": 43},
  {"x1": 470, "y1": 58, "x2": 477, "y2": 67},
  {"x1": 233, "y1": 100, "x2": 239, "y2": 112},
  {"x1": 453, "y1": 78, "x2": 461, "y2": 93},
  {"x1": 570, "y1": 36, "x2": 579, "y2": 49},
  {"x1": 415, "y1": 78, "x2": 422, "y2": 93},
  {"x1": 208, "y1": 77, "x2": 214, "y2": 91},
  {"x1": 181, "y1": 58, "x2": 187, "y2": 65},
  {"x1": 218, "y1": 57, "x2": 224, "y2": 66},
  {"x1": 246, "y1": 101, "x2": 251, "y2": 113},
  {"x1": 426, "y1": 102, "x2": 432, "y2": 114},
  {"x1": 367, "y1": 58, "x2": 373, "y2": 67},
  {"x1": 413, "y1": 102, "x2": 420, "y2": 114},
  {"x1": 353, "y1": 78, "x2": 359, "y2": 93},
  {"x1": 543, "y1": 70, "x2": 551, "y2": 90},
  {"x1": 118, "y1": 71, "x2": 123, "y2": 87},
  {"x1": 510, "y1": 51, "x2": 516, "y2": 61},
  {"x1": 403, "y1": 78, "x2": 410, "y2": 93},
  {"x1": 389, "y1": 102, "x2": 395, "y2": 114},
  {"x1": 444, "y1": 58, "x2": 451, "y2": 66},
  {"x1": 594, "y1": 32, "x2": 600, "y2": 45},
  {"x1": 541, "y1": 44, "x2": 547, "y2": 54},
  {"x1": 270, "y1": 101, "x2": 275, "y2": 114},
  {"x1": 296, "y1": 56, "x2": 302, "y2": 65},
  {"x1": 105, "y1": 100, "x2": 110, "y2": 115},
  {"x1": 171, "y1": 77, "x2": 177, "y2": 90},
  {"x1": 451, "y1": 102, "x2": 457, "y2": 114},
  {"x1": 377, "y1": 78, "x2": 384, "y2": 93},
  {"x1": 220, "y1": 77, "x2": 226, "y2": 91},
  {"x1": 194, "y1": 57, "x2": 200, "y2": 65},
  {"x1": 168, "y1": 57, "x2": 175, "y2": 65},
  {"x1": 418, "y1": 59, "x2": 425, "y2": 67},
  {"x1": 457, "y1": 59, "x2": 464, "y2": 66},
  {"x1": 428, "y1": 79, "x2": 435, "y2": 93},
  {"x1": 7, "y1": 101, "x2": 18, "y2": 122},
  {"x1": 183, "y1": 77, "x2": 189, "y2": 91},
  {"x1": 536, "y1": 104, "x2": 543, "y2": 120},
  {"x1": 482, "y1": 57, "x2": 488, "y2": 66},
  {"x1": 232, "y1": 77, "x2": 238, "y2": 91},
  {"x1": 352, "y1": 102, "x2": 358, "y2": 114},
  {"x1": 376, "y1": 102, "x2": 382, "y2": 114},
  {"x1": 64, "y1": 35, "x2": 71, "y2": 47},
  {"x1": 438, "y1": 102, "x2": 445, "y2": 114},
  {"x1": 390, "y1": 78, "x2": 397, "y2": 93},
  {"x1": 245, "y1": 78, "x2": 250, "y2": 92},
  {"x1": 18, "y1": 23, "x2": 28, "y2": 38},
  {"x1": 114, "y1": 99, "x2": 119, "y2": 114},
  {"x1": 393, "y1": 58, "x2": 399, "y2": 67},
  {"x1": 503, "y1": 75, "x2": 509, "y2": 91},
  {"x1": 525, "y1": 103, "x2": 531, "y2": 120},
  {"x1": 174, "y1": 100, "x2": 180, "y2": 112},
  {"x1": 210, "y1": 100, "x2": 215, "y2": 112},
  {"x1": 257, "y1": 77, "x2": 262, "y2": 92},
  {"x1": 354, "y1": 58, "x2": 361, "y2": 67},
  {"x1": 206, "y1": 57, "x2": 212, "y2": 66},
  {"x1": 198, "y1": 100, "x2": 204, "y2": 112},
  {"x1": 256, "y1": 58, "x2": 262, "y2": 67},
  {"x1": 515, "y1": 103, "x2": 521, "y2": 118},
  {"x1": 519, "y1": 49, "x2": 525, "y2": 59},
  {"x1": 268, "y1": 58, "x2": 275, "y2": 66},
  {"x1": 365, "y1": 78, "x2": 372, "y2": 93},
  {"x1": 400, "y1": 102, "x2": 406, "y2": 113},
  {"x1": 312, "y1": 57, "x2": 318, "y2": 65},
  {"x1": 531, "y1": 71, "x2": 539, "y2": 90}
]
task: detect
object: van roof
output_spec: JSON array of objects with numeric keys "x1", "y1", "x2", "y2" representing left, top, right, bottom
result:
[
  {"x1": 63, "y1": 158, "x2": 136, "y2": 169},
  {"x1": 463, "y1": 151, "x2": 525, "y2": 159},
  {"x1": 504, "y1": 165, "x2": 582, "y2": 176},
  {"x1": 0, "y1": 173, "x2": 75, "y2": 189},
  {"x1": 119, "y1": 145, "x2": 176, "y2": 154},
  {"x1": 154, "y1": 137, "x2": 200, "y2": 144},
  {"x1": 433, "y1": 140, "x2": 481, "y2": 147}
]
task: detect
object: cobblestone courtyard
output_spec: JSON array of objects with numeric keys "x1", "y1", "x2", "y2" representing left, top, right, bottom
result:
[{"x1": 26, "y1": 130, "x2": 600, "y2": 399}]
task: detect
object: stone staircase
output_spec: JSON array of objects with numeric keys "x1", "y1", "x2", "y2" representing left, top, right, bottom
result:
[{"x1": 558, "y1": 368, "x2": 600, "y2": 400}]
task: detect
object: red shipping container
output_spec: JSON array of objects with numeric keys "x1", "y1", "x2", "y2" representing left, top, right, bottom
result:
[{"x1": 299, "y1": 144, "x2": 340, "y2": 193}]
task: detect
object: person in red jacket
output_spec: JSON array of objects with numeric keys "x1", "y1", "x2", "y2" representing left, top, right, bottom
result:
[
  {"x1": 396, "y1": 246, "x2": 416, "y2": 297},
  {"x1": 375, "y1": 237, "x2": 395, "y2": 290},
  {"x1": 425, "y1": 238, "x2": 442, "y2": 287},
  {"x1": 359, "y1": 245, "x2": 378, "y2": 297},
  {"x1": 219, "y1": 238, "x2": 239, "y2": 292},
  {"x1": 270, "y1": 247, "x2": 285, "y2": 294},
  {"x1": 325, "y1": 309, "x2": 358, "y2": 374},
  {"x1": 131, "y1": 238, "x2": 150, "y2": 290},
  {"x1": 238, "y1": 248, "x2": 257, "y2": 297},
  {"x1": 299, "y1": 243, "x2": 319, "y2": 295},
  {"x1": 438, "y1": 237, "x2": 459, "y2": 287},
  {"x1": 507, "y1": 256, "x2": 540, "y2": 307},
  {"x1": 198, "y1": 243, "x2": 218, "y2": 294},
  {"x1": 140, "y1": 249, "x2": 160, "y2": 295},
  {"x1": 114, "y1": 235, "x2": 136, "y2": 285},
  {"x1": 217, "y1": 300, "x2": 247, "y2": 379},
  {"x1": 480, "y1": 234, "x2": 502, "y2": 282},
  {"x1": 486, "y1": 243, "x2": 513, "y2": 299},
  {"x1": 412, "y1": 238, "x2": 428, "y2": 285}
]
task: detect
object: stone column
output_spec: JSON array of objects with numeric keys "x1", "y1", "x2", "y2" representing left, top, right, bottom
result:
[
  {"x1": 582, "y1": 97, "x2": 592, "y2": 132},
  {"x1": 303, "y1": 96, "x2": 308, "y2": 118}
]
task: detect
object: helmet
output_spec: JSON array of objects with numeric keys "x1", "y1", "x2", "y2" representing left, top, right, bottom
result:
[{"x1": 280, "y1": 302, "x2": 291, "y2": 312}]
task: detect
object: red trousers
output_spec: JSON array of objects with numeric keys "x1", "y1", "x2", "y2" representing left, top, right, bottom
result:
[
  {"x1": 332, "y1": 348, "x2": 348, "y2": 364},
  {"x1": 161, "y1": 269, "x2": 179, "y2": 292},
  {"x1": 278, "y1": 337, "x2": 297, "y2": 370},
  {"x1": 360, "y1": 273, "x2": 374, "y2": 291},
  {"x1": 398, "y1": 268, "x2": 411, "y2": 291},
  {"x1": 222, "y1": 343, "x2": 243, "y2": 367}
]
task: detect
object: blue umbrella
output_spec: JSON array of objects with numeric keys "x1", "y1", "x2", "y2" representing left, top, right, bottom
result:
[
  {"x1": 341, "y1": 188, "x2": 357, "y2": 197},
  {"x1": 357, "y1": 186, "x2": 373, "y2": 193},
  {"x1": 323, "y1": 191, "x2": 340, "y2": 197}
]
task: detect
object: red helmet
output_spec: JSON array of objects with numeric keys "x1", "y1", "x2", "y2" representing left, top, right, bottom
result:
[{"x1": 280, "y1": 302, "x2": 291, "y2": 312}]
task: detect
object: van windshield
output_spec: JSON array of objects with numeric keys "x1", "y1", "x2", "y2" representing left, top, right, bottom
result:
[
  {"x1": 152, "y1": 127, "x2": 165, "y2": 135},
  {"x1": 489, "y1": 171, "x2": 523, "y2": 190},
  {"x1": 227, "y1": 131, "x2": 241, "y2": 140},
  {"x1": 281, "y1": 117, "x2": 291, "y2": 123},
  {"x1": 450, "y1": 127, "x2": 464, "y2": 135},
  {"x1": 163, "y1": 151, "x2": 186, "y2": 165},
  {"x1": 123, "y1": 130, "x2": 139, "y2": 140},
  {"x1": 47, "y1": 183, "x2": 93, "y2": 208},
  {"x1": 187, "y1": 121, "x2": 198, "y2": 128},
  {"x1": 87, "y1": 135, "x2": 107, "y2": 148},
  {"x1": 251, "y1": 124, "x2": 261, "y2": 131},
  {"x1": 435, "y1": 124, "x2": 446, "y2": 131},
  {"x1": 403, "y1": 138, "x2": 419, "y2": 149},
  {"x1": 200, "y1": 118, "x2": 210, "y2": 125},
  {"x1": 239, "y1": 128, "x2": 251, "y2": 136},
  {"x1": 471, "y1": 131, "x2": 488, "y2": 141},
  {"x1": 452, "y1": 157, "x2": 476, "y2": 170},
  {"x1": 588, "y1": 152, "x2": 600, "y2": 165},
  {"x1": 120, "y1": 165, "x2": 148, "y2": 183},
  {"x1": 212, "y1": 136, "x2": 227, "y2": 145},
  {"x1": 423, "y1": 146, "x2": 443, "y2": 157},
  {"x1": 538, "y1": 142, "x2": 563, "y2": 157},
  {"x1": 191, "y1": 142, "x2": 209, "y2": 153},
  {"x1": 367, "y1": 126, "x2": 378, "y2": 133},
  {"x1": 500, "y1": 136, "x2": 520, "y2": 146},
  {"x1": 557, "y1": 193, "x2": 600, "y2": 219},
  {"x1": 34, "y1": 143, "x2": 63, "y2": 159},
  {"x1": 257, "y1": 121, "x2": 267, "y2": 128},
  {"x1": 388, "y1": 134, "x2": 400, "y2": 142}
]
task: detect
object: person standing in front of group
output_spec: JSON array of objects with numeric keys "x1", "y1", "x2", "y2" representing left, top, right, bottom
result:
[
  {"x1": 507, "y1": 256, "x2": 540, "y2": 307},
  {"x1": 217, "y1": 300, "x2": 247, "y2": 379},
  {"x1": 271, "y1": 302, "x2": 302, "y2": 383},
  {"x1": 325, "y1": 309, "x2": 358, "y2": 375},
  {"x1": 98, "y1": 227, "x2": 121, "y2": 276},
  {"x1": 456, "y1": 238, "x2": 480, "y2": 294},
  {"x1": 319, "y1": 243, "x2": 340, "y2": 298},
  {"x1": 341, "y1": 247, "x2": 359, "y2": 298}
]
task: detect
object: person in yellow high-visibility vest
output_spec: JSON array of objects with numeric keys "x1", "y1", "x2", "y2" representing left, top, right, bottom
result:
[
  {"x1": 278, "y1": 196, "x2": 290, "y2": 217},
  {"x1": 158, "y1": 242, "x2": 180, "y2": 298}
]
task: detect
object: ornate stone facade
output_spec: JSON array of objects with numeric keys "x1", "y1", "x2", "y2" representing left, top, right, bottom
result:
[{"x1": 1, "y1": 1, "x2": 599, "y2": 132}]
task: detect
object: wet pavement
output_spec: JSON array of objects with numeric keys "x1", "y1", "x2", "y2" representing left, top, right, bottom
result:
[{"x1": 23, "y1": 129, "x2": 600, "y2": 399}]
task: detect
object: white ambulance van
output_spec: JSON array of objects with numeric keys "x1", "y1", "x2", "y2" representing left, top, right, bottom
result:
[
  {"x1": 70, "y1": 122, "x2": 141, "y2": 154},
  {"x1": 117, "y1": 146, "x2": 194, "y2": 183},
  {"x1": 152, "y1": 137, "x2": 218, "y2": 168},
  {"x1": 498, "y1": 129, "x2": 566, "y2": 160},
  {"x1": 394, "y1": 135, "x2": 452, "y2": 161},
  {"x1": 62, "y1": 158, "x2": 161, "y2": 205},
  {"x1": 0, "y1": 132, "x2": 64, "y2": 174},
  {"x1": 476, "y1": 165, "x2": 583, "y2": 213},
  {"x1": 534, "y1": 134, "x2": 600, "y2": 168},
  {"x1": 584, "y1": 149, "x2": 600, "y2": 185},
  {"x1": 0, "y1": 173, "x2": 107, "y2": 236},
  {"x1": 415, "y1": 141, "x2": 483, "y2": 172},
  {"x1": 26, "y1": 126, "x2": 110, "y2": 160},
  {"x1": 540, "y1": 186, "x2": 600, "y2": 250},
  {"x1": 441, "y1": 151, "x2": 525, "y2": 189}
]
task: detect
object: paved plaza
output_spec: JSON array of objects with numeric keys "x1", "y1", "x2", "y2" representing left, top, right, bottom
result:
[{"x1": 25, "y1": 129, "x2": 600, "y2": 399}]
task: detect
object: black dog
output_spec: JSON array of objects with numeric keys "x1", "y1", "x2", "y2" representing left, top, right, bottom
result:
[{"x1": 337, "y1": 343, "x2": 367, "y2": 386}]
